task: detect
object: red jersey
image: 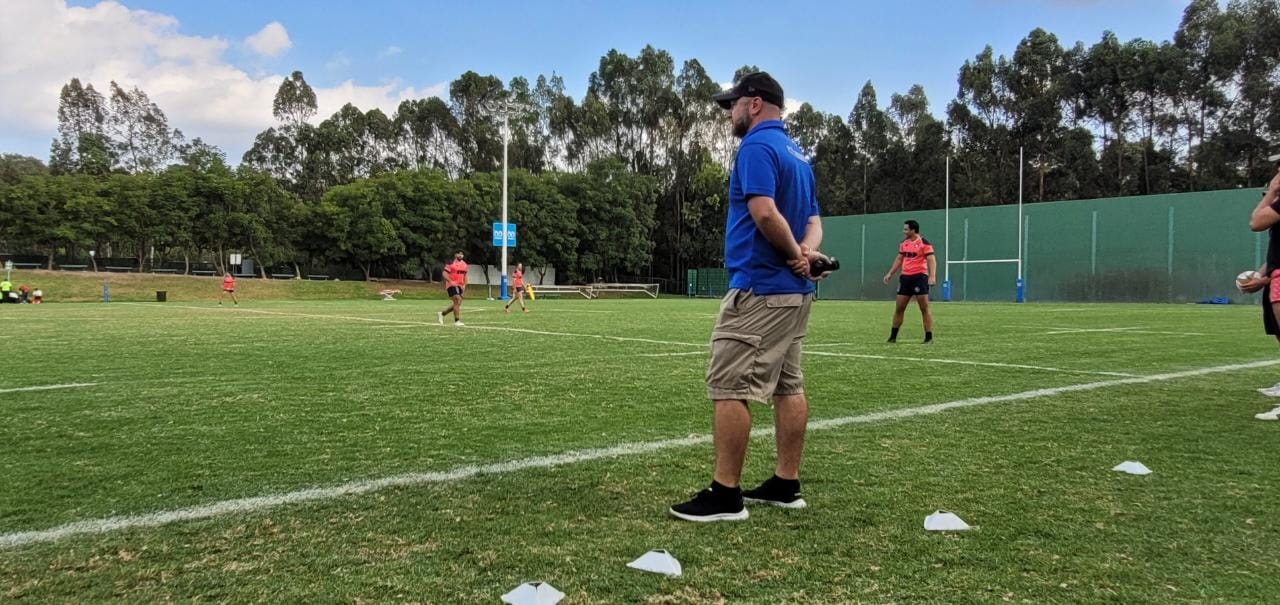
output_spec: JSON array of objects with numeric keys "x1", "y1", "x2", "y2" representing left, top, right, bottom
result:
[
  {"x1": 445, "y1": 260, "x2": 468, "y2": 286},
  {"x1": 512, "y1": 270, "x2": 524, "y2": 288},
  {"x1": 222, "y1": 274, "x2": 236, "y2": 290},
  {"x1": 898, "y1": 237, "x2": 934, "y2": 276}
]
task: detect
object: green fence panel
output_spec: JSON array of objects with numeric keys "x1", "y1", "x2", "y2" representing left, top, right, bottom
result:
[{"x1": 700, "y1": 189, "x2": 1264, "y2": 303}]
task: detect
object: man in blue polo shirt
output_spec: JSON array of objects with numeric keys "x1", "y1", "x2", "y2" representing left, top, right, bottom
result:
[{"x1": 670, "y1": 72, "x2": 831, "y2": 522}]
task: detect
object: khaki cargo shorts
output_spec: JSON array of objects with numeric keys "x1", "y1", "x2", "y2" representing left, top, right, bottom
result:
[{"x1": 706, "y1": 288, "x2": 814, "y2": 403}]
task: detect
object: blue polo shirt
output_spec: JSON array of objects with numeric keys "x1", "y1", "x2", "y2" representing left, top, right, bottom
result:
[{"x1": 725, "y1": 120, "x2": 820, "y2": 295}]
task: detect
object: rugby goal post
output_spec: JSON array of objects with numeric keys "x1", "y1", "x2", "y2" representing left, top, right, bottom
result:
[{"x1": 942, "y1": 148, "x2": 1025, "y2": 303}]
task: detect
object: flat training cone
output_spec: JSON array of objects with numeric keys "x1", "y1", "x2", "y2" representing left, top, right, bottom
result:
[
  {"x1": 924, "y1": 510, "x2": 971, "y2": 531},
  {"x1": 627, "y1": 549, "x2": 682, "y2": 576},
  {"x1": 1112, "y1": 461, "x2": 1152, "y2": 475},
  {"x1": 500, "y1": 582, "x2": 565, "y2": 605}
]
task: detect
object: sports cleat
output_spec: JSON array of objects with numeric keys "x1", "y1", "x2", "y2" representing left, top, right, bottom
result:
[
  {"x1": 1256, "y1": 406, "x2": 1280, "y2": 421},
  {"x1": 668, "y1": 486, "x2": 748, "y2": 522},
  {"x1": 522, "y1": 307, "x2": 529, "y2": 313},
  {"x1": 437, "y1": 312, "x2": 444, "y2": 325},
  {"x1": 454, "y1": 320, "x2": 465, "y2": 327},
  {"x1": 504, "y1": 307, "x2": 510, "y2": 313},
  {"x1": 743, "y1": 476, "x2": 807, "y2": 509},
  {"x1": 922, "y1": 338, "x2": 933, "y2": 345},
  {"x1": 886, "y1": 338, "x2": 897, "y2": 344}
]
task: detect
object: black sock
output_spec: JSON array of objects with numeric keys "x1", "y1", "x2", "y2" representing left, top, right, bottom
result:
[
  {"x1": 771, "y1": 475, "x2": 800, "y2": 490},
  {"x1": 711, "y1": 480, "x2": 742, "y2": 496},
  {"x1": 890, "y1": 327, "x2": 900, "y2": 340},
  {"x1": 924, "y1": 331, "x2": 933, "y2": 341}
]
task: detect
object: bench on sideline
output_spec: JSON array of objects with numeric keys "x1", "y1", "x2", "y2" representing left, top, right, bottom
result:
[
  {"x1": 526, "y1": 283, "x2": 659, "y2": 299},
  {"x1": 526, "y1": 285, "x2": 593, "y2": 299},
  {"x1": 587, "y1": 283, "x2": 659, "y2": 298}
]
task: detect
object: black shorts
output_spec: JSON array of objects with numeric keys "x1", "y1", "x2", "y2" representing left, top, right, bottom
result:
[
  {"x1": 1265, "y1": 289, "x2": 1278, "y2": 336},
  {"x1": 447, "y1": 286, "x2": 463, "y2": 298},
  {"x1": 897, "y1": 274, "x2": 930, "y2": 297}
]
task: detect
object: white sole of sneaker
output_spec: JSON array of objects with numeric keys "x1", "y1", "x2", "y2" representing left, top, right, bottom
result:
[
  {"x1": 744, "y1": 497, "x2": 808, "y2": 509},
  {"x1": 667, "y1": 508, "x2": 749, "y2": 522},
  {"x1": 1256, "y1": 413, "x2": 1280, "y2": 421}
]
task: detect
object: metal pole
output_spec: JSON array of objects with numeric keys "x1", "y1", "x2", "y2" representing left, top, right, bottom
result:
[
  {"x1": 1016, "y1": 146, "x2": 1025, "y2": 302},
  {"x1": 500, "y1": 105, "x2": 510, "y2": 300},
  {"x1": 943, "y1": 155, "x2": 951, "y2": 301},
  {"x1": 1017, "y1": 146, "x2": 1023, "y2": 280}
]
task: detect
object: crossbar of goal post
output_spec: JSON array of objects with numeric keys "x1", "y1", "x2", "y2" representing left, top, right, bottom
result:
[{"x1": 941, "y1": 148, "x2": 1025, "y2": 302}]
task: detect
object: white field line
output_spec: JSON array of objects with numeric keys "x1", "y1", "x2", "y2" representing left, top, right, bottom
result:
[
  {"x1": 130, "y1": 304, "x2": 705, "y2": 348},
  {"x1": 0, "y1": 382, "x2": 98, "y2": 395},
  {"x1": 1044, "y1": 328, "x2": 1207, "y2": 336},
  {"x1": 1044, "y1": 326, "x2": 1143, "y2": 334},
  {"x1": 638, "y1": 351, "x2": 707, "y2": 357},
  {"x1": 804, "y1": 343, "x2": 860, "y2": 348},
  {"x1": 2, "y1": 358, "x2": 1276, "y2": 549},
  {"x1": 803, "y1": 351, "x2": 1140, "y2": 377}
]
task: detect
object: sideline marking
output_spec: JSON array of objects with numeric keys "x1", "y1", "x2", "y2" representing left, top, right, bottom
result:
[{"x1": 0, "y1": 383, "x2": 98, "y2": 395}]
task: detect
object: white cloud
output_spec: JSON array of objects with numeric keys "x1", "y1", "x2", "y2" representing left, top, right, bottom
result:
[
  {"x1": 377, "y1": 45, "x2": 402, "y2": 59},
  {"x1": 324, "y1": 51, "x2": 351, "y2": 74},
  {"x1": 0, "y1": 1, "x2": 446, "y2": 161},
  {"x1": 244, "y1": 21, "x2": 291, "y2": 57}
]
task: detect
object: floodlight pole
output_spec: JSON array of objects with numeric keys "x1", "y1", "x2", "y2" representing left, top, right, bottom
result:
[
  {"x1": 943, "y1": 156, "x2": 951, "y2": 302},
  {"x1": 483, "y1": 98, "x2": 533, "y2": 301},
  {"x1": 1016, "y1": 146, "x2": 1025, "y2": 303},
  {"x1": 501, "y1": 108, "x2": 510, "y2": 301}
]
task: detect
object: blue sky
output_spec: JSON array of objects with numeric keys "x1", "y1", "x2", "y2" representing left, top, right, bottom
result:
[{"x1": 3, "y1": 0, "x2": 1195, "y2": 162}]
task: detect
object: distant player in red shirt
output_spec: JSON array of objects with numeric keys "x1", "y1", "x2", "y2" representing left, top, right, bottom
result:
[
  {"x1": 219, "y1": 271, "x2": 238, "y2": 306},
  {"x1": 882, "y1": 220, "x2": 935, "y2": 343},
  {"x1": 437, "y1": 251, "x2": 467, "y2": 326},
  {"x1": 503, "y1": 262, "x2": 529, "y2": 314}
]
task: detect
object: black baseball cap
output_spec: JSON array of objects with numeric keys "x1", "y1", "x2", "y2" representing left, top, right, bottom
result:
[{"x1": 713, "y1": 71, "x2": 785, "y2": 110}]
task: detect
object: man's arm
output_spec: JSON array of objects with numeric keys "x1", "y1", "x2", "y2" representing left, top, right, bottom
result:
[
  {"x1": 1250, "y1": 169, "x2": 1280, "y2": 231},
  {"x1": 883, "y1": 255, "x2": 903, "y2": 284},
  {"x1": 927, "y1": 254, "x2": 937, "y2": 285},
  {"x1": 747, "y1": 196, "x2": 805, "y2": 274},
  {"x1": 798, "y1": 215, "x2": 829, "y2": 278},
  {"x1": 799, "y1": 215, "x2": 822, "y2": 252}
]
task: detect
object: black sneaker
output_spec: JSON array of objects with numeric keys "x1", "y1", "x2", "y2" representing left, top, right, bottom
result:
[
  {"x1": 922, "y1": 338, "x2": 932, "y2": 345},
  {"x1": 743, "y1": 476, "x2": 807, "y2": 509},
  {"x1": 668, "y1": 485, "x2": 748, "y2": 522},
  {"x1": 887, "y1": 338, "x2": 897, "y2": 343}
]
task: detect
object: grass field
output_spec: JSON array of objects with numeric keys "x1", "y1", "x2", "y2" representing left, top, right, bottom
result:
[{"x1": 2, "y1": 297, "x2": 1279, "y2": 603}]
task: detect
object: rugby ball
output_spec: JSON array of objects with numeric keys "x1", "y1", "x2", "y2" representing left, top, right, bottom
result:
[{"x1": 1237, "y1": 270, "x2": 1263, "y2": 291}]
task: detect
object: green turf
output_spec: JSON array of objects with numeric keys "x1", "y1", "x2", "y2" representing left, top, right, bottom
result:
[{"x1": 2, "y1": 298, "x2": 1278, "y2": 603}]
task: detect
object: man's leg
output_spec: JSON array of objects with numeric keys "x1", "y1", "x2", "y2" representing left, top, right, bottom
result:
[
  {"x1": 889, "y1": 295, "x2": 909, "y2": 341},
  {"x1": 712, "y1": 399, "x2": 752, "y2": 487},
  {"x1": 917, "y1": 295, "x2": 933, "y2": 342},
  {"x1": 772, "y1": 393, "x2": 808, "y2": 480},
  {"x1": 452, "y1": 296, "x2": 462, "y2": 321},
  {"x1": 1260, "y1": 308, "x2": 1280, "y2": 419}
]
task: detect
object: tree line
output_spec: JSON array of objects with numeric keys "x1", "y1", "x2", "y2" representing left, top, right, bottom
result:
[{"x1": 1, "y1": 0, "x2": 1276, "y2": 285}]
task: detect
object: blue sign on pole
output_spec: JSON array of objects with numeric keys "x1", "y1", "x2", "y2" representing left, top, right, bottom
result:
[{"x1": 491, "y1": 222, "x2": 517, "y2": 247}]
